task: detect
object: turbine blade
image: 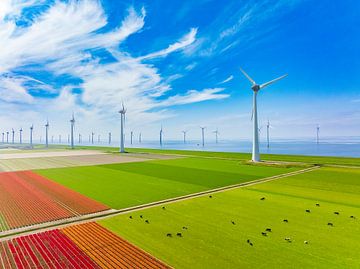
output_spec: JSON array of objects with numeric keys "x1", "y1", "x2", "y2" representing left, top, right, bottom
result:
[
  {"x1": 260, "y1": 74, "x2": 288, "y2": 89},
  {"x1": 240, "y1": 68, "x2": 256, "y2": 85}
]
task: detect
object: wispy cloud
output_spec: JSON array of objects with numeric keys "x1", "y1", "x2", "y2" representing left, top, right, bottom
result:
[
  {"x1": 0, "y1": 1, "x2": 226, "y2": 131},
  {"x1": 219, "y1": 75, "x2": 234, "y2": 84}
]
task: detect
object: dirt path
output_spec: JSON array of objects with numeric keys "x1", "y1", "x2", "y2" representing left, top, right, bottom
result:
[{"x1": 0, "y1": 165, "x2": 319, "y2": 241}]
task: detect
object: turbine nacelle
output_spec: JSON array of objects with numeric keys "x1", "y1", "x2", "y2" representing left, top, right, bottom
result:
[{"x1": 251, "y1": 84, "x2": 261, "y2": 92}]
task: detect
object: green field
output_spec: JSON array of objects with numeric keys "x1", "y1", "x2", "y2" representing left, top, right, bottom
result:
[
  {"x1": 35, "y1": 157, "x2": 297, "y2": 209},
  {"x1": 99, "y1": 166, "x2": 360, "y2": 269}
]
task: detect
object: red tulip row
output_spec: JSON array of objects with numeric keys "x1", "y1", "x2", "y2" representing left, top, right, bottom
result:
[{"x1": 0, "y1": 171, "x2": 109, "y2": 232}]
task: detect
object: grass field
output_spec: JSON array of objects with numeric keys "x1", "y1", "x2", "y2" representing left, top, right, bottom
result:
[
  {"x1": 35, "y1": 157, "x2": 297, "y2": 209},
  {"x1": 99, "y1": 166, "x2": 360, "y2": 269}
]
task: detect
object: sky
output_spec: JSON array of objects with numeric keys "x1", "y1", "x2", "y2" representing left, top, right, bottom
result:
[{"x1": 0, "y1": 0, "x2": 359, "y2": 142}]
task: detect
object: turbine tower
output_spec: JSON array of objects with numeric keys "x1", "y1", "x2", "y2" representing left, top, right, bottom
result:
[
  {"x1": 79, "y1": 134, "x2": 81, "y2": 144},
  {"x1": 130, "y1": 131, "x2": 133, "y2": 145},
  {"x1": 160, "y1": 126, "x2": 163, "y2": 147},
  {"x1": 213, "y1": 129, "x2": 219, "y2": 144},
  {"x1": 19, "y1": 128, "x2": 23, "y2": 144},
  {"x1": 2, "y1": 133, "x2": 4, "y2": 143},
  {"x1": 139, "y1": 132, "x2": 142, "y2": 143},
  {"x1": 70, "y1": 113, "x2": 75, "y2": 149},
  {"x1": 240, "y1": 68, "x2": 287, "y2": 162},
  {"x1": 45, "y1": 119, "x2": 49, "y2": 148},
  {"x1": 119, "y1": 103, "x2": 126, "y2": 153},
  {"x1": 182, "y1": 130, "x2": 187, "y2": 144},
  {"x1": 266, "y1": 120, "x2": 271, "y2": 149},
  {"x1": 11, "y1": 128, "x2": 15, "y2": 144},
  {"x1": 6, "y1": 131, "x2": 9, "y2": 143},
  {"x1": 316, "y1": 124, "x2": 320, "y2": 144},
  {"x1": 200, "y1": 126, "x2": 206, "y2": 147},
  {"x1": 30, "y1": 125, "x2": 34, "y2": 148},
  {"x1": 108, "y1": 132, "x2": 111, "y2": 145},
  {"x1": 91, "y1": 132, "x2": 95, "y2": 144}
]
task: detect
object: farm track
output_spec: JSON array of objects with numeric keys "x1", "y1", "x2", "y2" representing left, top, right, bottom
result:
[{"x1": 1, "y1": 165, "x2": 319, "y2": 241}]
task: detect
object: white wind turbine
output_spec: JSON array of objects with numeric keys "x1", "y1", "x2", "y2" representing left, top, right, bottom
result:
[
  {"x1": 200, "y1": 126, "x2": 206, "y2": 147},
  {"x1": 19, "y1": 128, "x2": 23, "y2": 144},
  {"x1": 213, "y1": 128, "x2": 219, "y2": 144},
  {"x1": 11, "y1": 128, "x2": 15, "y2": 144},
  {"x1": 108, "y1": 132, "x2": 112, "y2": 145},
  {"x1": 130, "y1": 131, "x2": 134, "y2": 145},
  {"x1": 139, "y1": 132, "x2": 142, "y2": 143},
  {"x1": 240, "y1": 68, "x2": 287, "y2": 162},
  {"x1": 45, "y1": 119, "x2": 49, "y2": 148},
  {"x1": 160, "y1": 126, "x2": 163, "y2": 147},
  {"x1": 70, "y1": 113, "x2": 75, "y2": 149},
  {"x1": 6, "y1": 131, "x2": 9, "y2": 143},
  {"x1": 182, "y1": 130, "x2": 187, "y2": 144},
  {"x1": 30, "y1": 125, "x2": 34, "y2": 148},
  {"x1": 119, "y1": 103, "x2": 126, "y2": 153},
  {"x1": 316, "y1": 124, "x2": 320, "y2": 144}
]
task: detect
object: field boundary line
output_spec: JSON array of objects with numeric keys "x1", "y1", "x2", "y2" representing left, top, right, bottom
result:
[{"x1": 0, "y1": 166, "x2": 319, "y2": 241}]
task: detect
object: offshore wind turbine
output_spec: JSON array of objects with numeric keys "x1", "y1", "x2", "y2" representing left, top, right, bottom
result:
[
  {"x1": 213, "y1": 129, "x2": 219, "y2": 144},
  {"x1": 19, "y1": 128, "x2": 23, "y2": 144},
  {"x1": 30, "y1": 125, "x2": 34, "y2": 148},
  {"x1": 200, "y1": 126, "x2": 206, "y2": 147},
  {"x1": 11, "y1": 128, "x2": 15, "y2": 144},
  {"x1": 45, "y1": 119, "x2": 49, "y2": 148},
  {"x1": 119, "y1": 103, "x2": 126, "y2": 153},
  {"x1": 70, "y1": 113, "x2": 75, "y2": 149},
  {"x1": 240, "y1": 68, "x2": 287, "y2": 162}
]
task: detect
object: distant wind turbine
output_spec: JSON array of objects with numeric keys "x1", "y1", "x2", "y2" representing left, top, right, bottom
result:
[
  {"x1": 91, "y1": 132, "x2": 95, "y2": 144},
  {"x1": 79, "y1": 133, "x2": 82, "y2": 144},
  {"x1": 139, "y1": 132, "x2": 142, "y2": 143},
  {"x1": 200, "y1": 126, "x2": 206, "y2": 147},
  {"x1": 160, "y1": 126, "x2": 163, "y2": 147},
  {"x1": 59, "y1": 135, "x2": 61, "y2": 143},
  {"x1": 98, "y1": 134, "x2": 100, "y2": 143},
  {"x1": 266, "y1": 120, "x2": 272, "y2": 149},
  {"x1": 2, "y1": 133, "x2": 4, "y2": 143},
  {"x1": 108, "y1": 132, "x2": 111, "y2": 145},
  {"x1": 45, "y1": 119, "x2": 49, "y2": 148},
  {"x1": 182, "y1": 130, "x2": 187, "y2": 144},
  {"x1": 240, "y1": 68, "x2": 287, "y2": 162},
  {"x1": 19, "y1": 128, "x2": 23, "y2": 144},
  {"x1": 213, "y1": 129, "x2": 219, "y2": 144},
  {"x1": 70, "y1": 113, "x2": 75, "y2": 149},
  {"x1": 6, "y1": 131, "x2": 9, "y2": 143},
  {"x1": 11, "y1": 128, "x2": 15, "y2": 144},
  {"x1": 316, "y1": 124, "x2": 320, "y2": 144},
  {"x1": 130, "y1": 131, "x2": 133, "y2": 145},
  {"x1": 119, "y1": 103, "x2": 126, "y2": 153},
  {"x1": 30, "y1": 125, "x2": 34, "y2": 148}
]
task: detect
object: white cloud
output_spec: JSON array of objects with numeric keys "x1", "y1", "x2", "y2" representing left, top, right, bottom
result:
[
  {"x1": 0, "y1": 1, "x2": 226, "y2": 135},
  {"x1": 219, "y1": 75, "x2": 234, "y2": 84}
]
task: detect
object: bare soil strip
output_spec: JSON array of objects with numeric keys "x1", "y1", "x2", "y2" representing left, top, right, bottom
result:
[{"x1": 0, "y1": 166, "x2": 319, "y2": 241}]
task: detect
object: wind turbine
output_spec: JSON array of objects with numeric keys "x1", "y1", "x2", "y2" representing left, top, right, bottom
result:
[
  {"x1": 240, "y1": 68, "x2": 287, "y2": 162},
  {"x1": 59, "y1": 135, "x2": 61, "y2": 143},
  {"x1": 6, "y1": 131, "x2": 9, "y2": 143},
  {"x1": 70, "y1": 113, "x2": 75, "y2": 149},
  {"x1": 139, "y1": 132, "x2": 142, "y2": 143},
  {"x1": 30, "y1": 125, "x2": 34, "y2": 148},
  {"x1": 19, "y1": 128, "x2": 23, "y2": 144},
  {"x1": 91, "y1": 132, "x2": 95, "y2": 144},
  {"x1": 98, "y1": 134, "x2": 101, "y2": 143},
  {"x1": 213, "y1": 129, "x2": 219, "y2": 144},
  {"x1": 159, "y1": 126, "x2": 163, "y2": 147},
  {"x1": 200, "y1": 126, "x2": 206, "y2": 147},
  {"x1": 182, "y1": 130, "x2": 187, "y2": 144},
  {"x1": 2, "y1": 133, "x2": 4, "y2": 143},
  {"x1": 266, "y1": 120, "x2": 272, "y2": 149},
  {"x1": 11, "y1": 128, "x2": 15, "y2": 144},
  {"x1": 119, "y1": 103, "x2": 126, "y2": 153},
  {"x1": 316, "y1": 124, "x2": 320, "y2": 144},
  {"x1": 45, "y1": 119, "x2": 49, "y2": 148},
  {"x1": 108, "y1": 132, "x2": 111, "y2": 145},
  {"x1": 130, "y1": 131, "x2": 134, "y2": 145},
  {"x1": 79, "y1": 133, "x2": 82, "y2": 144}
]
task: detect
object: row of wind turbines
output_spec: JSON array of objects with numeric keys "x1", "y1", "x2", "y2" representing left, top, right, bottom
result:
[{"x1": 1, "y1": 69, "x2": 290, "y2": 162}]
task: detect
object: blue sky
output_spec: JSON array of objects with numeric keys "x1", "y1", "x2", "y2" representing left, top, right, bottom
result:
[{"x1": 0, "y1": 0, "x2": 359, "y2": 141}]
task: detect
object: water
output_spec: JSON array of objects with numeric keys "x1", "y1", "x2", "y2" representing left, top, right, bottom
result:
[{"x1": 2, "y1": 137, "x2": 360, "y2": 158}]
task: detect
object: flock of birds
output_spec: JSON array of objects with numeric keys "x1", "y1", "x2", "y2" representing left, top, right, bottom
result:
[{"x1": 126, "y1": 194, "x2": 357, "y2": 247}]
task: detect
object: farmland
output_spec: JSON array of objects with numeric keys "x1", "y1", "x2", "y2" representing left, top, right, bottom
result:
[
  {"x1": 0, "y1": 170, "x2": 109, "y2": 232},
  {"x1": 36, "y1": 157, "x2": 298, "y2": 209},
  {"x1": 0, "y1": 222, "x2": 169, "y2": 268},
  {"x1": 99, "y1": 166, "x2": 360, "y2": 269}
]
